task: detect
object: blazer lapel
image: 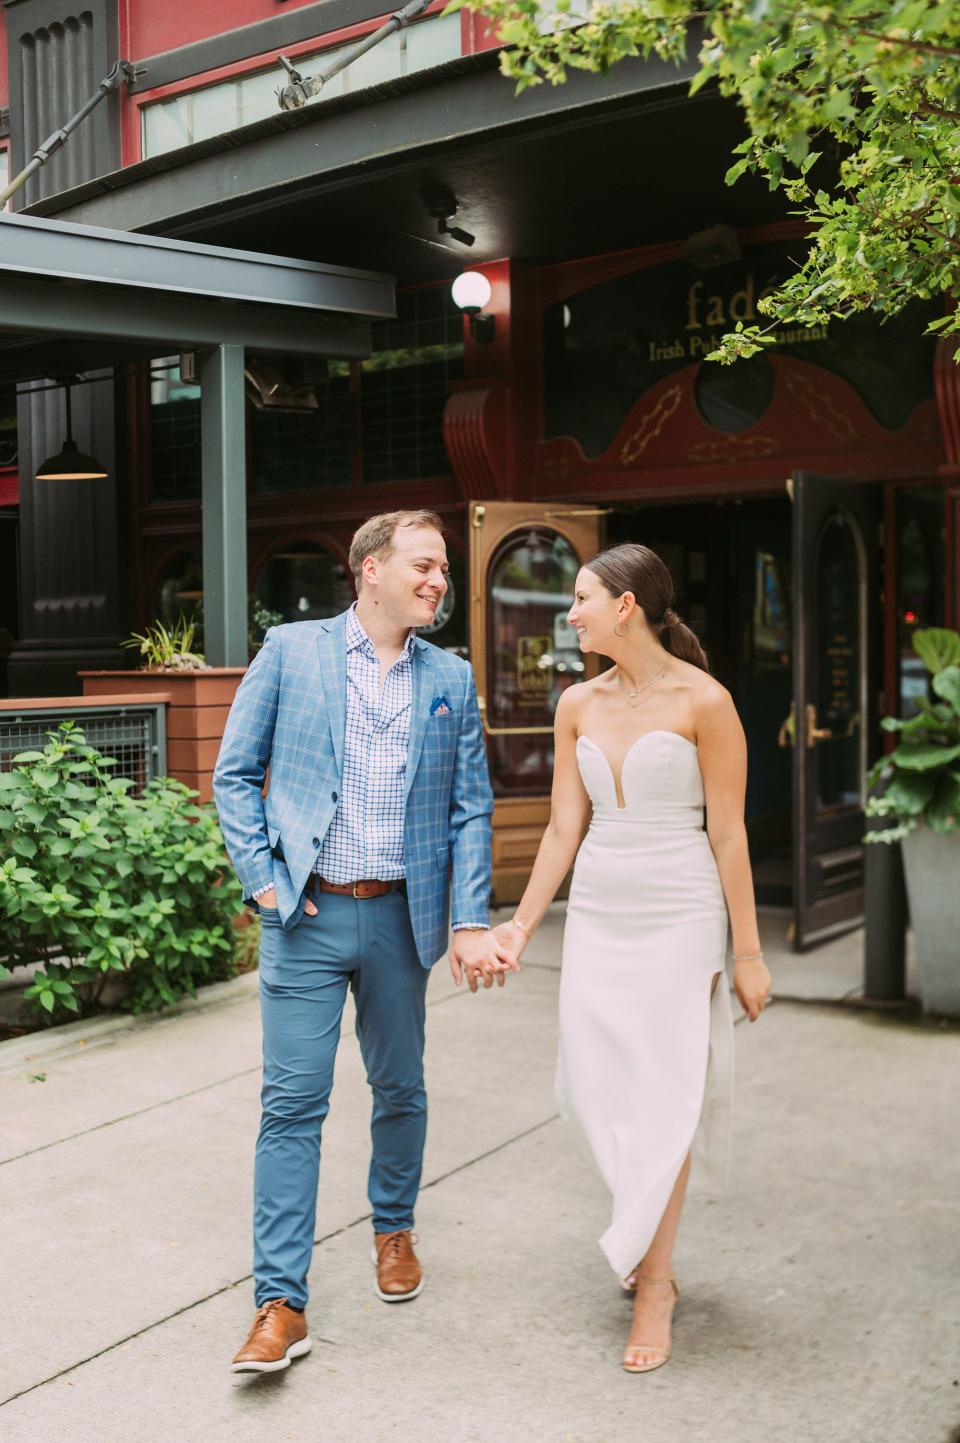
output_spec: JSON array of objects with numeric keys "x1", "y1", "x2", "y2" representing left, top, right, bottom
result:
[
  {"x1": 404, "y1": 640, "x2": 433, "y2": 799},
  {"x1": 316, "y1": 613, "x2": 348, "y2": 775}
]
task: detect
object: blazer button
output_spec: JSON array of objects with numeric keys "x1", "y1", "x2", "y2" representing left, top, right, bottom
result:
[
  {"x1": 331, "y1": 790, "x2": 338, "y2": 802},
  {"x1": 312, "y1": 836, "x2": 320, "y2": 846}
]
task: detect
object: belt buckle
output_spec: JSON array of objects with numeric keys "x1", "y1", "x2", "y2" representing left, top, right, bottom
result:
[{"x1": 352, "y1": 881, "x2": 364, "y2": 899}]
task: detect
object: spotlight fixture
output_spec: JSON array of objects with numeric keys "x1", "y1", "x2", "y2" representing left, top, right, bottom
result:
[
  {"x1": 35, "y1": 379, "x2": 109, "y2": 481},
  {"x1": 682, "y1": 224, "x2": 742, "y2": 270},
  {"x1": 451, "y1": 271, "x2": 495, "y2": 344},
  {"x1": 422, "y1": 186, "x2": 475, "y2": 247}
]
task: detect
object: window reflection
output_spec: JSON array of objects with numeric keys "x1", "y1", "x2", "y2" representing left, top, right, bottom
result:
[
  {"x1": 814, "y1": 511, "x2": 861, "y2": 810},
  {"x1": 157, "y1": 548, "x2": 203, "y2": 630},
  {"x1": 255, "y1": 543, "x2": 353, "y2": 630},
  {"x1": 487, "y1": 528, "x2": 583, "y2": 795},
  {"x1": 896, "y1": 488, "x2": 945, "y2": 718}
]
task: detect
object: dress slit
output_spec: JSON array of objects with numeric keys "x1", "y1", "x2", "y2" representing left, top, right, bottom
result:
[{"x1": 558, "y1": 732, "x2": 734, "y2": 1280}]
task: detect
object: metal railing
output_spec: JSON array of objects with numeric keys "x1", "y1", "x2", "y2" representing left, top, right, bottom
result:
[{"x1": 0, "y1": 699, "x2": 167, "y2": 795}]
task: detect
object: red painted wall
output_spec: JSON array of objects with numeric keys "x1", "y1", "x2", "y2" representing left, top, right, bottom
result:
[
  {"x1": 125, "y1": 0, "x2": 332, "y2": 59},
  {"x1": 0, "y1": 6, "x2": 9, "y2": 110}
]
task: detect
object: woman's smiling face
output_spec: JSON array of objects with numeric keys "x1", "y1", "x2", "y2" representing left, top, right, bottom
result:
[{"x1": 567, "y1": 567, "x2": 623, "y2": 653}]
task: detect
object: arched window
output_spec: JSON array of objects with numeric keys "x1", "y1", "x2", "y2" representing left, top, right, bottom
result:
[
  {"x1": 254, "y1": 542, "x2": 354, "y2": 633},
  {"x1": 155, "y1": 547, "x2": 203, "y2": 630}
]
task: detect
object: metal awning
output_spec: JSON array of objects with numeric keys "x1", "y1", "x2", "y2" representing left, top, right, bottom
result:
[
  {"x1": 0, "y1": 211, "x2": 395, "y2": 666},
  {"x1": 0, "y1": 211, "x2": 395, "y2": 384}
]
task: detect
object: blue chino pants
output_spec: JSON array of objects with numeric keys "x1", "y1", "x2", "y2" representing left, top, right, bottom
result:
[{"x1": 253, "y1": 889, "x2": 429, "y2": 1309}]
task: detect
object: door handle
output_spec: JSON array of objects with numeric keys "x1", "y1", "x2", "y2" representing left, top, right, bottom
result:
[
  {"x1": 805, "y1": 703, "x2": 833, "y2": 748},
  {"x1": 777, "y1": 706, "x2": 795, "y2": 748}
]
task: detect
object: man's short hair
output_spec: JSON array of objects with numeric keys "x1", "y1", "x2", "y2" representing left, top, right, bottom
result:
[{"x1": 349, "y1": 509, "x2": 445, "y2": 588}]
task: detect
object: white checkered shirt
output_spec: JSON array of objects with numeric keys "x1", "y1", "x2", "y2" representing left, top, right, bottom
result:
[{"x1": 315, "y1": 603, "x2": 414, "y2": 884}]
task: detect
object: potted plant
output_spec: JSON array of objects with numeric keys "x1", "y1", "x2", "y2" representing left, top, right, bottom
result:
[
  {"x1": 80, "y1": 616, "x2": 246, "y2": 804},
  {"x1": 865, "y1": 627, "x2": 960, "y2": 1017}
]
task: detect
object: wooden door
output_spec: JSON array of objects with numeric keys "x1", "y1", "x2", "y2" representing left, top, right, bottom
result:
[
  {"x1": 469, "y1": 501, "x2": 604, "y2": 904},
  {"x1": 790, "y1": 473, "x2": 881, "y2": 948}
]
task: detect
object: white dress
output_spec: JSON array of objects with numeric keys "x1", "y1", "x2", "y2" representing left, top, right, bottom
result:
[{"x1": 557, "y1": 729, "x2": 734, "y2": 1281}]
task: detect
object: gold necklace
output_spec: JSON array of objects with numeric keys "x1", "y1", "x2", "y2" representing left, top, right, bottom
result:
[{"x1": 616, "y1": 665, "x2": 667, "y2": 709}]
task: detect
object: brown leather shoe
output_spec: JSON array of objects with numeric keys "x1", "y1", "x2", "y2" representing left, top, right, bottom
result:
[
  {"x1": 230, "y1": 1298, "x2": 311, "y2": 1373},
  {"x1": 371, "y1": 1230, "x2": 424, "y2": 1303}
]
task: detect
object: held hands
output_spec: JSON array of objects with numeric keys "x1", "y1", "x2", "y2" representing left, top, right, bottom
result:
[
  {"x1": 733, "y1": 956, "x2": 773, "y2": 1022},
  {"x1": 491, "y1": 920, "x2": 528, "y2": 971},
  {"x1": 449, "y1": 927, "x2": 521, "y2": 993}
]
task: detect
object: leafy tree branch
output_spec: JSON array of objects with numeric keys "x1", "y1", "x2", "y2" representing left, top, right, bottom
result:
[{"x1": 445, "y1": 0, "x2": 960, "y2": 361}]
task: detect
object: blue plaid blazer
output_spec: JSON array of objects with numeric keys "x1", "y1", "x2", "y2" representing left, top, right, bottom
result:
[{"x1": 212, "y1": 611, "x2": 494, "y2": 968}]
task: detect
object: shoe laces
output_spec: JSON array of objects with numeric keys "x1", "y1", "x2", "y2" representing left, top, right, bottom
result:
[
  {"x1": 379, "y1": 1230, "x2": 418, "y2": 1261},
  {"x1": 252, "y1": 1298, "x2": 289, "y2": 1331}
]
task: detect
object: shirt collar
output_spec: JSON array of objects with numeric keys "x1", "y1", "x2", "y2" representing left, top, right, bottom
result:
[{"x1": 346, "y1": 602, "x2": 416, "y2": 659}]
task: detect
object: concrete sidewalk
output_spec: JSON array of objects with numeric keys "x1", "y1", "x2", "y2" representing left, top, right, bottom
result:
[{"x1": 0, "y1": 907, "x2": 957, "y2": 1443}]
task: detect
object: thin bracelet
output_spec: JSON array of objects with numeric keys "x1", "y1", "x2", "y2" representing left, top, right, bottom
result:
[
  {"x1": 511, "y1": 916, "x2": 532, "y2": 936},
  {"x1": 732, "y1": 951, "x2": 764, "y2": 962}
]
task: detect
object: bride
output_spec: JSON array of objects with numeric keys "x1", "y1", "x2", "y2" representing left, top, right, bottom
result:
[{"x1": 494, "y1": 543, "x2": 772, "y2": 1373}]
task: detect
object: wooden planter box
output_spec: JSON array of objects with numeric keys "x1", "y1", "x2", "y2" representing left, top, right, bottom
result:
[{"x1": 79, "y1": 668, "x2": 246, "y2": 803}]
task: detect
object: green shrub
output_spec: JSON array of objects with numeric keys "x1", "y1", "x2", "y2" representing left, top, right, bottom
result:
[
  {"x1": 865, "y1": 627, "x2": 960, "y2": 844},
  {"x1": 0, "y1": 724, "x2": 243, "y2": 1022}
]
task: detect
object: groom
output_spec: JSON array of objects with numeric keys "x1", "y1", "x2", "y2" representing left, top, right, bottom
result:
[{"x1": 213, "y1": 508, "x2": 513, "y2": 1373}]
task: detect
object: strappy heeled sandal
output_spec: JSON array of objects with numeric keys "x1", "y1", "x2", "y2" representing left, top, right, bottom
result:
[{"x1": 622, "y1": 1274, "x2": 679, "y2": 1374}]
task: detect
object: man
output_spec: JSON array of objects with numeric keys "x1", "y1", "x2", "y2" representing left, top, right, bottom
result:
[{"x1": 213, "y1": 509, "x2": 514, "y2": 1374}]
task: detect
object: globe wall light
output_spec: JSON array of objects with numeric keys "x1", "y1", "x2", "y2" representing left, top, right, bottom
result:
[{"x1": 451, "y1": 271, "x2": 495, "y2": 344}]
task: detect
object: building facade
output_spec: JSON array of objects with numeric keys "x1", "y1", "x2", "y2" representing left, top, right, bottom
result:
[{"x1": 2, "y1": 0, "x2": 958, "y2": 943}]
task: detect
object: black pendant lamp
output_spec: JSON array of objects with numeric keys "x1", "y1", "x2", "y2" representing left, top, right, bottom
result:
[{"x1": 35, "y1": 380, "x2": 109, "y2": 481}]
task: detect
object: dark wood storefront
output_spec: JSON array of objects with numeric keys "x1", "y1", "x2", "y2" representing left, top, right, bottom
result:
[{"x1": 4, "y1": 5, "x2": 959, "y2": 947}]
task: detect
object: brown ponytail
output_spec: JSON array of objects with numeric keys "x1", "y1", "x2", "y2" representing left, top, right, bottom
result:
[{"x1": 586, "y1": 545, "x2": 710, "y2": 673}]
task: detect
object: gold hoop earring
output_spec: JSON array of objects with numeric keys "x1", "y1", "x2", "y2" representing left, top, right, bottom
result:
[{"x1": 613, "y1": 621, "x2": 628, "y2": 638}]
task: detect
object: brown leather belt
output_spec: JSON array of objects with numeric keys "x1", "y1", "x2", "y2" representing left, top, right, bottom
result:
[{"x1": 308, "y1": 875, "x2": 405, "y2": 900}]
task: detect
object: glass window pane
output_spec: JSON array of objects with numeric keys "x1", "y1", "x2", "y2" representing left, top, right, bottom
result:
[
  {"x1": 157, "y1": 548, "x2": 203, "y2": 631},
  {"x1": 141, "y1": 15, "x2": 461, "y2": 159},
  {"x1": 896, "y1": 487, "x2": 946, "y2": 717},
  {"x1": 404, "y1": 13, "x2": 461, "y2": 71},
  {"x1": 254, "y1": 543, "x2": 353, "y2": 635},
  {"x1": 343, "y1": 31, "x2": 402, "y2": 91},
  {"x1": 237, "y1": 66, "x2": 286, "y2": 125},
  {"x1": 249, "y1": 369, "x2": 354, "y2": 493},
  {"x1": 361, "y1": 286, "x2": 463, "y2": 484},
  {"x1": 142, "y1": 97, "x2": 193, "y2": 158},
  {"x1": 486, "y1": 529, "x2": 583, "y2": 796},
  {"x1": 0, "y1": 386, "x2": 18, "y2": 469},
  {"x1": 149, "y1": 358, "x2": 201, "y2": 502},
  {"x1": 814, "y1": 510, "x2": 861, "y2": 810},
  {"x1": 191, "y1": 82, "x2": 241, "y2": 143}
]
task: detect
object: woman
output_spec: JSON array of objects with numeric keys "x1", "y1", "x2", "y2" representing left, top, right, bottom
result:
[{"x1": 494, "y1": 543, "x2": 772, "y2": 1373}]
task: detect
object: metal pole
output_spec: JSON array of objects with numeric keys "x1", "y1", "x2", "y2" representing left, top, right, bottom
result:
[
  {"x1": 200, "y1": 345, "x2": 248, "y2": 668},
  {"x1": 863, "y1": 817, "x2": 908, "y2": 1001},
  {"x1": 0, "y1": 60, "x2": 137, "y2": 208},
  {"x1": 277, "y1": 0, "x2": 431, "y2": 110}
]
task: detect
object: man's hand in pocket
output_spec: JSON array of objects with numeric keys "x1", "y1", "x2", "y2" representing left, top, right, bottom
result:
[{"x1": 256, "y1": 887, "x2": 318, "y2": 917}]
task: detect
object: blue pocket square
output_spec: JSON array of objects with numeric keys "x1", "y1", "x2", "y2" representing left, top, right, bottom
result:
[{"x1": 430, "y1": 694, "x2": 452, "y2": 716}]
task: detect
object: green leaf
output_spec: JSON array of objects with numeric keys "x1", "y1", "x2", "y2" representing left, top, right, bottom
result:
[
  {"x1": 913, "y1": 628, "x2": 960, "y2": 676},
  {"x1": 725, "y1": 157, "x2": 751, "y2": 185},
  {"x1": 927, "y1": 772, "x2": 960, "y2": 835},
  {"x1": 932, "y1": 666, "x2": 960, "y2": 713},
  {"x1": 891, "y1": 741, "x2": 960, "y2": 771},
  {"x1": 881, "y1": 771, "x2": 937, "y2": 816}
]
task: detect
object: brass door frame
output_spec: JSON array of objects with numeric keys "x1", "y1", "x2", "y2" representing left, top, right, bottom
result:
[{"x1": 468, "y1": 500, "x2": 606, "y2": 737}]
